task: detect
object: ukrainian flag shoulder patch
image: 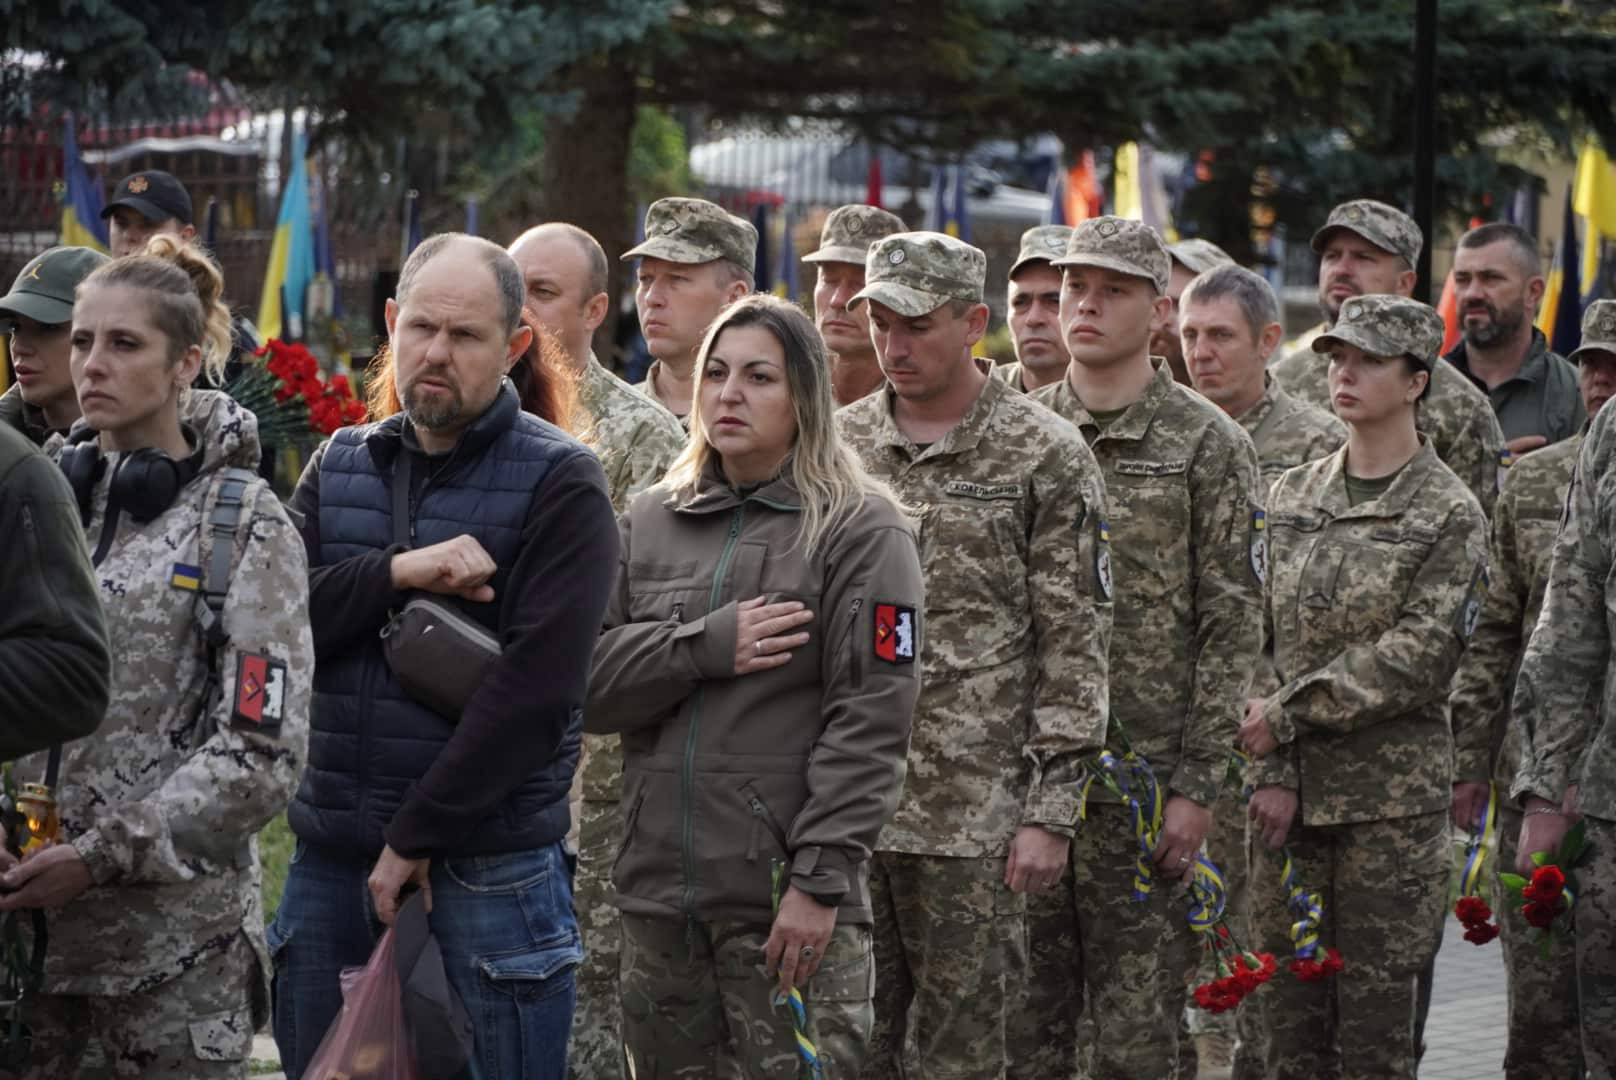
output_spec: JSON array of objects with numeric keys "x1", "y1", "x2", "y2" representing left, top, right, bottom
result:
[{"x1": 170, "y1": 563, "x2": 202, "y2": 591}]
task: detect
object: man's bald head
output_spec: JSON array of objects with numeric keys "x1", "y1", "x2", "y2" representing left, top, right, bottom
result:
[
  {"x1": 398, "y1": 232, "x2": 526, "y2": 333},
  {"x1": 507, "y1": 223, "x2": 612, "y2": 367},
  {"x1": 510, "y1": 223, "x2": 609, "y2": 297}
]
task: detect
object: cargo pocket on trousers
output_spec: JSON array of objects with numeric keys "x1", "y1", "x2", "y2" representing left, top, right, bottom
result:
[
  {"x1": 189, "y1": 1006, "x2": 254, "y2": 1062},
  {"x1": 479, "y1": 932, "x2": 585, "y2": 1003},
  {"x1": 806, "y1": 926, "x2": 876, "y2": 1004}
]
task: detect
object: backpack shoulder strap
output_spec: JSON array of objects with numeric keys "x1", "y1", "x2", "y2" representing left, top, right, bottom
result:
[{"x1": 195, "y1": 467, "x2": 258, "y2": 651}]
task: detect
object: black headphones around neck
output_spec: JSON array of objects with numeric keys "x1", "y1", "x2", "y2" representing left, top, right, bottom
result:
[{"x1": 59, "y1": 426, "x2": 204, "y2": 527}]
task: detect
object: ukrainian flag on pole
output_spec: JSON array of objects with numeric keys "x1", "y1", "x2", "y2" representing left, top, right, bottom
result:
[
  {"x1": 60, "y1": 116, "x2": 108, "y2": 252},
  {"x1": 1574, "y1": 139, "x2": 1616, "y2": 304},
  {"x1": 257, "y1": 127, "x2": 316, "y2": 342}
]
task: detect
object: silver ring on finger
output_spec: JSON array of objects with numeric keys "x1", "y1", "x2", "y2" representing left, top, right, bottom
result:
[
  {"x1": 800, "y1": 945, "x2": 815, "y2": 960},
  {"x1": 756, "y1": 640, "x2": 764, "y2": 655},
  {"x1": 1177, "y1": 854, "x2": 1191, "y2": 866}
]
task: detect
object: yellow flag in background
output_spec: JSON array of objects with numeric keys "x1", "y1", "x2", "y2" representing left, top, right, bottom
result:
[
  {"x1": 1573, "y1": 140, "x2": 1616, "y2": 296},
  {"x1": 1113, "y1": 143, "x2": 1142, "y2": 220}
]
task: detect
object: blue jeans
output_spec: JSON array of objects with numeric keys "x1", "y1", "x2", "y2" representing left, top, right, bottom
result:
[{"x1": 268, "y1": 839, "x2": 582, "y2": 1080}]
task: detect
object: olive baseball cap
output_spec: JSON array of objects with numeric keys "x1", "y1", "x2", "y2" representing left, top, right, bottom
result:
[
  {"x1": 620, "y1": 197, "x2": 757, "y2": 275},
  {"x1": 102, "y1": 169, "x2": 193, "y2": 226},
  {"x1": 803, "y1": 204, "x2": 906, "y2": 265},
  {"x1": 1310, "y1": 199, "x2": 1422, "y2": 268},
  {"x1": 1312, "y1": 294, "x2": 1443, "y2": 369},
  {"x1": 1169, "y1": 238, "x2": 1235, "y2": 275},
  {"x1": 1571, "y1": 300, "x2": 1616, "y2": 364},
  {"x1": 849, "y1": 232, "x2": 986, "y2": 317},
  {"x1": 1052, "y1": 216, "x2": 1171, "y2": 294},
  {"x1": 0, "y1": 246, "x2": 110, "y2": 326},
  {"x1": 1010, "y1": 225, "x2": 1074, "y2": 278}
]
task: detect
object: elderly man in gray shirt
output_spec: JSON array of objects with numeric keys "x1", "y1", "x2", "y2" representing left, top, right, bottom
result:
[{"x1": 1443, "y1": 222, "x2": 1584, "y2": 456}]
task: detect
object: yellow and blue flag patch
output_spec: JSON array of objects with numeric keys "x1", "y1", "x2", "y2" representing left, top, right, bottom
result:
[{"x1": 170, "y1": 563, "x2": 202, "y2": 591}]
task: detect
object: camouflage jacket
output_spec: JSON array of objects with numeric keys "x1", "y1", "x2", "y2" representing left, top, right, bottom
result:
[
  {"x1": 25, "y1": 390, "x2": 312, "y2": 997},
  {"x1": 1255, "y1": 439, "x2": 1488, "y2": 825},
  {"x1": 574, "y1": 354, "x2": 688, "y2": 817},
  {"x1": 1451, "y1": 434, "x2": 1579, "y2": 806},
  {"x1": 837, "y1": 373, "x2": 1112, "y2": 856},
  {"x1": 635, "y1": 360, "x2": 691, "y2": 430},
  {"x1": 1238, "y1": 375, "x2": 1346, "y2": 493},
  {"x1": 1270, "y1": 349, "x2": 1506, "y2": 518},
  {"x1": 1031, "y1": 361, "x2": 1263, "y2": 808},
  {"x1": 1512, "y1": 406, "x2": 1616, "y2": 812},
  {"x1": 991, "y1": 360, "x2": 1027, "y2": 393}
]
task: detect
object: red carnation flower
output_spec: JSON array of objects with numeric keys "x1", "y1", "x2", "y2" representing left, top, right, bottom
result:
[
  {"x1": 1531, "y1": 865, "x2": 1566, "y2": 898},
  {"x1": 1463, "y1": 922, "x2": 1500, "y2": 946},
  {"x1": 1455, "y1": 896, "x2": 1493, "y2": 926},
  {"x1": 1522, "y1": 900, "x2": 1559, "y2": 930}
]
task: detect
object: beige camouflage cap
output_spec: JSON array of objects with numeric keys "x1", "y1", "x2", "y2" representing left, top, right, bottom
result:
[
  {"x1": 1169, "y1": 238, "x2": 1235, "y2": 275},
  {"x1": 1571, "y1": 300, "x2": 1616, "y2": 363},
  {"x1": 1051, "y1": 216, "x2": 1171, "y2": 294},
  {"x1": 1009, "y1": 225, "x2": 1074, "y2": 278},
  {"x1": 1310, "y1": 199, "x2": 1423, "y2": 268},
  {"x1": 849, "y1": 231, "x2": 986, "y2": 317},
  {"x1": 803, "y1": 204, "x2": 906, "y2": 265},
  {"x1": 1313, "y1": 293, "x2": 1443, "y2": 369},
  {"x1": 620, "y1": 197, "x2": 758, "y2": 275}
]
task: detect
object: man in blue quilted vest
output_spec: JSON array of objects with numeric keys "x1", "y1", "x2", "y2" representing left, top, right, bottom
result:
[{"x1": 274, "y1": 232, "x2": 619, "y2": 1080}]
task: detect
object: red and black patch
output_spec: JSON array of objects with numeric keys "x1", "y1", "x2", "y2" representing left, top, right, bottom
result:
[
  {"x1": 232, "y1": 652, "x2": 287, "y2": 733},
  {"x1": 873, "y1": 603, "x2": 917, "y2": 665}
]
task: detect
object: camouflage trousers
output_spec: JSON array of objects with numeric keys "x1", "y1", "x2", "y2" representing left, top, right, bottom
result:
[
  {"x1": 1006, "y1": 854, "x2": 1080, "y2": 1080},
  {"x1": 22, "y1": 933, "x2": 256, "y2": 1078},
  {"x1": 1573, "y1": 814, "x2": 1616, "y2": 1074},
  {"x1": 1495, "y1": 806, "x2": 1581, "y2": 1079},
  {"x1": 619, "y1": 913, "x2": 874, "y2": 1079},
  {"x1": 573, "y1": 797, "x2": 627, "y2": 1080},
  {"x1": 1241, "y1": 810, "x2": 1448, "y2": 1080},
  {"x1": 865, "y1": 852, "x2": 1026, "y2": 1080}
]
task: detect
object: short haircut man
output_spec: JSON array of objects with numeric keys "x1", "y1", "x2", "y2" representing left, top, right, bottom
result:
[
  {"x1": 804, "y1": 204, "x2": 906, "y2": 405},
  {"x1": 838, "y1": 231, "x2": 1113, "y2": 1080},
  {"x1": 276, "y1": 232, "x2": 619, "y2": 1080},
  {"x1": 998, "y1": 224, "x2": 1073, "y2": 394},
  {"x1": 621, "y1": 198, "x2": 756, "y2": 423},
  {"x1": 1154, "y1": 237, "x2": 1235, "y2": 386}
]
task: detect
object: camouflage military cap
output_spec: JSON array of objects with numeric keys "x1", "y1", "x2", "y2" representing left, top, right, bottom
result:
[
  {"x1": 620, "y1": 197, "x2": 757, "y2": 275},
  {"x1": 850, "y1": 231, "x2": 986, "y2": 317},
  {"x1": 802, "y1": 204, "x2": 906, "y2": 265},
  {"x1": 1313, "y1": 293, "x2": 1443, "y2": 369},
  {"x1": 1051, "y1": 216, "x2": 1171, "y2": 294},
  {"x1": 1168, "y1": 238, "x2": 1235, "y2": 275},
  {"x1": 1310, "y1": 199, "x2": 1423, "y2": 268},
  {"x1": 1009, "y1": 225, "x2": 1074, "y2": 278},
  {"x1": 1570, "y1": 300, "x2": 1616, "y2": 364}
]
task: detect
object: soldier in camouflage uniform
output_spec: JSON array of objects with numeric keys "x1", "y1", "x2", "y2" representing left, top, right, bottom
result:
[
  {"x1": 994, "y1": 224, "x2": 1073, "y2": 395},
  {"x1": 1449, "y1": 302, "x2": 1616, "y2": 1079},
  {"x1": 509, "y1": 222, "x2": 687, "y2": 1080},
  {"x1": 837, "y1": 232, "x2": 1112, "y2": 1080},
  {"x1": 1271, "y1": 199, "x2": 1507, "y2": 517},
  {"x1": 1024, "y1": 217, "x2": 1262, "y2": 1080},
  {"x1": 1239, "y1": 294, "x2": 1488, "y2": 1080},
  {"x1": 1510, "y1": 299, "x2": 1616, "y2": 1075},
  {"x1": 0, "y1": 242, "x2": 311, "y2": 1077},
  {"x1": 622, "y1": 198, "x2": 756, "y2": 425},
  {"x1": 1154, "y1": 236, "x2": 1236, "y2": 387},
  {"x1": 804, "y1": 204, "x2": 907, "y2": 406}
]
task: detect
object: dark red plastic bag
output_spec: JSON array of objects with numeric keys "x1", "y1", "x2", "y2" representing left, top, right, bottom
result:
[{"x1": 303, "y1": 927, "x2": 421, "y2": 1080}]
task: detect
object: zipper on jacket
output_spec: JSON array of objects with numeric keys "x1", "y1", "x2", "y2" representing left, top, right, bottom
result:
[
  {"x1": 681, "y1": 503, "x2": 747, "y2": 925},
  {"x1": 847, "y1": 597, "x2": 865, "y2": 690},
  {"x1": 747, "y1": 795, "x2": 765, "y2": 862}
]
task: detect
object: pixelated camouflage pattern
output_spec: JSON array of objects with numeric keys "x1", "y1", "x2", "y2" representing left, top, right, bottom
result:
[
  {"x1": 1007, "y1": 858, "x2": 1079, "y2": 1080},
  {"x1": 866, "y1": 852, "x2": 1025, "y2": 1080},
  {"x1": 1009, "y1": 224, "x2": 1074, "y2": 278},
  {"x1": 990, "y1": 360, "x2": 1026, "y2": 393},
  {"x1": 1051, "y1": 215, "x2": 1172, "y2": 294},
  {"x1": 1242, "y1": 811, "x2": 1449, "y2": 1079},
  {"x1": 1571, "y1": 298, "x2": 1616, "y2": 363},
  {"x1": 22, "y1": 390, "x2": 310, "y2": 1007},
  {"x1": 1493, "y1": 805, "x2": 1583, "y2": 1078},
  {"x1": 837, "y1": 374, "x2": 1111, "y2": 855},
  {"x1": 577, "y1": 352, "x2": 686, "y2": 517},
  {"x1": 1238, "y1": 375, "x2": 1346, "y2": 490},
  {"x1": 621, "y1": 197, "x2": 758, "y2": 274},
  {"x1": 1251, "y1": 439, "x2": 1487, "y2": 823},
  {"x1": 619, "y1": 913, "x2": 873, "y2": 1079},
  {"x1": 1570, "y1": 815, "x2": 1616, "y2": 1074},
  {"x1": 1270, "y1": 345, "x2": 1507, "y2": 518},
  {"x1": 1169, "y1": 237, "x2": 1236, "y2": 275},
  {"x1": 803, "y1": 205, "x2": 907, "y2": 266},
  {"x1": 1312, "y1": 293, "x2": 1445, "y2": 368},
  {"x1": 1512, "y1": 402, "x2": 1616, "y2": 811},
  {"x1": 1450, "y1": 435, "x2": 1579, "y2": 801},
  {"x1": 571, "y1": 799, "x2": 627, "y2": 1080},
  {"x1": 850, "y1": 232, "x2": 987, "y2": 318},
  {"x1": 1309, "y1": 198, "x2": 1423, "y2": 268},
  {"x1": 1030, "y1": 361, "x2": 1264, "y2": 808},
  {"x1": 633, "y1": 361, "x2": 691, "y2": 428}
]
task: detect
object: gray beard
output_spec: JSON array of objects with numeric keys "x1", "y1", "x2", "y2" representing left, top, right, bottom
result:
[
  {"x1": 404, "y1": 381, "x2": 465, "y2": 430},
  {"x1": 1462, "y1": 309, "x2": 1524, "y2": 349}
]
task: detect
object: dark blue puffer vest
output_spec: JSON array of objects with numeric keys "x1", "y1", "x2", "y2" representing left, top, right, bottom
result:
[{"x1": 289, "y1": 383, "x2": 582, "y2": 858}]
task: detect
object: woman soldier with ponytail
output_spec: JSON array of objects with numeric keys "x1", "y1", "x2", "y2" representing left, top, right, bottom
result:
[{"x1": 0, "y1": 235, "x2": 312, "y2": 1077}]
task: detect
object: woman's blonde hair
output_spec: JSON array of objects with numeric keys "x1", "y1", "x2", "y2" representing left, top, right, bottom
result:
[
  {"x1": 664, "y1": 293, "x2": 898, "y2": 556},
  {"x1": 77, "y1": 234, "x2": 232, "y2": 386}
]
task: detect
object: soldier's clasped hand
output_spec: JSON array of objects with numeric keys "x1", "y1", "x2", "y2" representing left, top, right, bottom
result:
[{"x1": 732, "y1": 596, "x2": 813, "y2": 675}]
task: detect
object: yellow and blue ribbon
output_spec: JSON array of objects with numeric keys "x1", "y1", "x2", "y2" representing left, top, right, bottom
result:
[
  {"x1": 769, "y1": 860, "x2": 824, "y2": 1080},
  {"x1": 1185, "y1": 855, "x2": 1228, "y2": 935},
  {"x1": 1098, "y1": 750, "x2": 1164, "y2": 900},
  {"x1": 1458, "y1": 783, "x2": 1499, "y2": 898},
  {"x1": 1280, "y1": 848, "x2": 1322, "y2": 960}
]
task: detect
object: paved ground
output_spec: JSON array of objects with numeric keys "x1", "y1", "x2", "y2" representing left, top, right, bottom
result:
[{"x1": 1420, "y1": 917, "x2": 1509, "y2": 1079}]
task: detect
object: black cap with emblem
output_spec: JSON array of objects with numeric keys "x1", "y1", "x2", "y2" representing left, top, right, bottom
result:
[{"x1": 102, "y1": 170, "x2": 193, "y2": 226}]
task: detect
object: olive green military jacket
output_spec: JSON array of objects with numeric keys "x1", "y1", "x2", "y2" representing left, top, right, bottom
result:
[
  {"x1": 1239, "y1": 375, "x2": 1347, "y2": 493},
  {"x1": 1254, "y1": 439, "x2": 1488, "y2": 826},
  {"x1": 1032, "y1": 360, "x2": 1263, "y2": 808}
]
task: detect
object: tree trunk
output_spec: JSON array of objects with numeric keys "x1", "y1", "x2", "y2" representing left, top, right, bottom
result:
[{"x1": 539, "y1": 56, "x2": 638, "y2": 369}]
